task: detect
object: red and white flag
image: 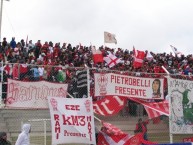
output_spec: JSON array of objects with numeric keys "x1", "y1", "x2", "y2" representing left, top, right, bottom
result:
[
  {"x1": 104, "y1": 52, "x2": 121, "y2": 68},
  {"x1": 104, "y1": 31, "x2": 117, "y2": 44},
  {"x1": 98, "y1": 122, "x2": 157, "y2": 145},
  {"x1": 93, "y1": 96, "x2": 126, "y2": 116},
  {"x1": 102, "y1": 121, "x2": 126, "y2": 135},
  {"x1": 129, "y1": 98, "x2": 169, "y2": 119},
  {"x1": 92, "y1": 46, "x2": 104, "y2": 64},
  {"x1": 133, "y1": 47, "x2": 145, "y2": 68},
  {"x1": 146, "y1": 51, "x2": 153, "y2": 61}
]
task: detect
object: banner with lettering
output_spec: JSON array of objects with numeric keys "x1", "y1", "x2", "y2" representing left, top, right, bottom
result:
[
  {"x1": 48, "y1": 96, "x2": 96, "y2": 145},
  {"x1": 94, "y1": 73, "x2": 164, "y2": 99},
  {"x1": 6, "y1": 79, "x2": 68, "y2": 108},
  {"x1": 168, "y1": 78, "x2": 193, "y2": 134},
  {"x1": 93, "y1": 96, "x2": 127, "y2": 116}
]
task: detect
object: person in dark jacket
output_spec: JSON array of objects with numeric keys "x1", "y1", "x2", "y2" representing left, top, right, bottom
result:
[
  {"x1": 0, "y1": 132, "x2": 12, "y2": 145},
  {"x1": 10, "y1": 37, "x2": 16, "y2": 49}
]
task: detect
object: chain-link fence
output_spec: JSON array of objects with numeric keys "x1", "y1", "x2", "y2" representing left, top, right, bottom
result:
[{"x1": 0, "y1": 63, "x2": 192, "y2": 144}]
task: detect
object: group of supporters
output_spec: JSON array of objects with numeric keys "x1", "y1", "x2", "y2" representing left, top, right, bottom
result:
[{"x1": 0, "y1": 37, "x2": 193, "y2": 101}]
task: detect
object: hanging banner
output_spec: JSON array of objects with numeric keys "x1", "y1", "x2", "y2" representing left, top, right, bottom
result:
[
  {"x1": 93, "y1": 96, "x2": 127, "y2": 116},
  {"x1": 168, "y1": 77, "x2": 193, "y2": 134},
  {"x1": 6, "y1": 79, "x2": 68, "y2": 108},
  {"x1": 48, "y1": 96, "x2": 96, "y2": 145},
  {"x1": 94, "y1": 73, "x2": 164, "y2": 99}
]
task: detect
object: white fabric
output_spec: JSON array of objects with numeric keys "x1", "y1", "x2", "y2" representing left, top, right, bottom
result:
[
  {"x1": 38, "y1": 67, "x2": 44, "y2": 76},
  {"x1": 104, "y1": 31, "x2": 117, "y2": 44},
  {"x1": 15, "y1": 124, "x2": 31, "y2": 145},
  {"x1": 48, "y1": 97, "x2": 96, "y2": 145}
]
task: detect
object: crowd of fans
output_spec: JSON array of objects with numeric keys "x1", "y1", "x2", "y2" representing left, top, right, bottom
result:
[{"x1": 0, "y1": 36, "x2": 193, "y2": 101}]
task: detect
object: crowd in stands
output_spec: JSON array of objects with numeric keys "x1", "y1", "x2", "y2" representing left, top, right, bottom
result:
[{"x1": 0, "y1": 36, "x2": 193, "y2": 101}]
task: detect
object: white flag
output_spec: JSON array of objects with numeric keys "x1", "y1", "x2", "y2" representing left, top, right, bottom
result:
[
  {"x1": 170, "y1": 45, "x2": 183, "y2": 57},
  {"x1": 104, "y1": 31, "x2": 117, "y2": 44},
  {"x1": 146, "y1": 51, "x2": 153, "y2": 61}
]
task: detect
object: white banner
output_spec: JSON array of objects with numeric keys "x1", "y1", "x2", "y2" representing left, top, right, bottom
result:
[
  {"x1": 48, "y1": 96, "x2": 96, "y2": 145},
  {"x1": 94, "y1": 73, "x2": 164, "y2": 99},
  {"x1": 6, "y1": 79, "x2": 68, "y2": 108},
  {"x1": 168, "y1": 78, "x2": 193, "y2": 134}
]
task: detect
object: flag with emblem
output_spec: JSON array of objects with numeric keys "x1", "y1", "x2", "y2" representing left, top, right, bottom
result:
[{"x1": 104, "y1": 31, "x2": 117, "y2": 44}]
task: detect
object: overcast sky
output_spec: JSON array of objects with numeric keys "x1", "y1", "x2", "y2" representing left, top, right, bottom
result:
[{"x1": 2, "y1": 0, "x2": 193, "y2": 55}]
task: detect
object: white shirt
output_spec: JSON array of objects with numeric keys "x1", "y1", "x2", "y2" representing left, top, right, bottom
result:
[{"x1": 38, "y1": 67, "x2": 44, "y2": 76}]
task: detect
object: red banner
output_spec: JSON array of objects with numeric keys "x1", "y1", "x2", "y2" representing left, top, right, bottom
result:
[
  {"x1": 129, "y1": 97, "x2": 169, "y2": 119},
  {"x1": 98, "y1": 132, "x2": 157, "y2": 145},
  {"x1": 93, "y1": 96, "x2": 127, "y2": 116}
]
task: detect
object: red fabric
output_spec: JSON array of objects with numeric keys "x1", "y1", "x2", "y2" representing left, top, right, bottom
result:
[
  {"x1": 92, "y1": 47, "x2": 104, "y2": 64},
  {"x1": 12, "y1": 65, "x2": 19, "y2": 79},
  {"x1": 98, "y1": 132, "x2": 157, "y2": 145},
  {"x1": 53, "y1": 47, "x2": 60, "y2": 58},
  {"x1": 133, "y1": 48, "x2": 145, "y2": 68},
  {"x1": 129, "y1": 97, "x2": 169, "y2": 119},
  {"x1": 102, "y1": 121, "x2": 126, "y2": 135},
  {"x1": 4, "y1": 64, "x2": 11, "y2": 75},
  {"x1": 153, "y1": 66, "x2": 160, "y2": 73},
  {"x1": 93, "y1": 96, "x2": 126, "y2": 116},
  {"x1": 93, "y1": 53, "x2": 104, "y2": 64},
  {"x1": 20, "y1": 64, "x2": 28, "y2": 73}
]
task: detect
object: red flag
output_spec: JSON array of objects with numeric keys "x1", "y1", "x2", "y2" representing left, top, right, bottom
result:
[
  {"x1": 93, "y1": 96, "x2": 126, "y2": 116},
  {"x1": 133, "y1": 47, "x2": 145, "y2": 68},
  {"x1": 129, "y1": 97, "x2": 169, "y2": 119},
  {"x1": 92, "y1": 46, "x2": 104, "y2": 64},
  {"x1": 98, "y1": 121, "x2": 157, "y2": 145},
  {"x1": 104, "y1": 52, "x2": 121, "y2": 68},
  {"x1": 98, "y1": 131, "x2": 157, "y2": 145},
  {"x1": 102, "y1": 121, "x2": 126, "y2": 135}
]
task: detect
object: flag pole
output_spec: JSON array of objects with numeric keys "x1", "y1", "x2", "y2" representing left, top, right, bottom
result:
[{"x1": 161, "y1": 66, "x2": 173, "y2": 143}]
